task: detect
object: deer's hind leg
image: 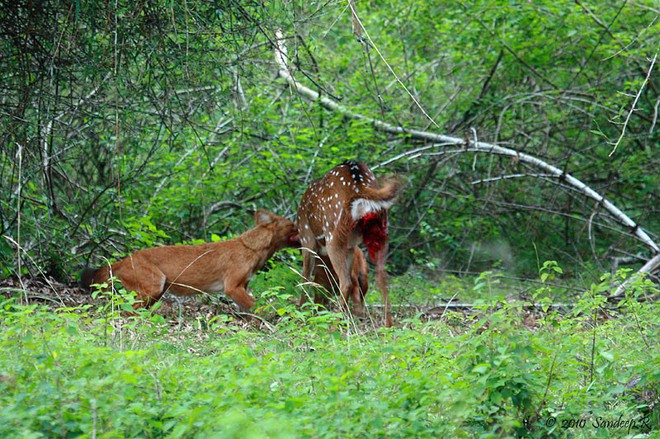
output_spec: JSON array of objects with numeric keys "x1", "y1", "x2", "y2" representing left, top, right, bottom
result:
[{"x1": 325, "y1": 240, "x2": 354, "y2": 314}]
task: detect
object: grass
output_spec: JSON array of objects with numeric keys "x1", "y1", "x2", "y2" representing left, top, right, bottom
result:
[{"x1": 0, "y1": 268, "x2": 658, "y2": 438}]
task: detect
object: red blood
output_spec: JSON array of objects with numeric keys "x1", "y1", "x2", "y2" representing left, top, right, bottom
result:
[{"x1": 357, "y1": 213, "x2": 388, "y2": 261}]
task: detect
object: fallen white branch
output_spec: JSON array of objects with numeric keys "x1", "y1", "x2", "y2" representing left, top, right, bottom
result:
[
  {"x1": 273, "y1": 32, "x2": 659, "y2": 256},
  {"x1": 610, "y1": 253, "x2": 660, "y2": 298}
]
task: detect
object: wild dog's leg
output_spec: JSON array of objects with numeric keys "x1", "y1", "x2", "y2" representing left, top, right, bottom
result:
[
  {"x1": 349, "y1": 274, "x2": 363, "y2": 316},
  {"x1": 350, "y1": 271, "x2": 365, "y2": 317},
  {"x1": 115, "y1": 263, "x2": 167, "y2": 309},
  {"x1": 224, "y1": 282, "x2": 256, "y2": 312},
  {"x1": 347, "y1": 248, "x2": 368, "y2": 317}
]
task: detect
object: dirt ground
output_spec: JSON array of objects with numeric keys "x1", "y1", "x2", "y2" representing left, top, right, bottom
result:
[
  {"x1": 0, "y1": 276, "x2": 243, "y2": 322},
  {"x1": 0, "y1": 274, "x2": 481, "y2": 329},
  {"x1": 0, "y1": 274, "x2": 546, "y2": 332}
]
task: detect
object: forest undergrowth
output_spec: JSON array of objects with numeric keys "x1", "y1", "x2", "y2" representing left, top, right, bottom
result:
[{"x1": 1, "y1": 266, "x2": 657, "y2": 438}]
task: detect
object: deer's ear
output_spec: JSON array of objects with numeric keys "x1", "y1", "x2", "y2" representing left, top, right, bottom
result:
[{"x1": 254, "y1": 209, "x2": 277, "y2": 224}]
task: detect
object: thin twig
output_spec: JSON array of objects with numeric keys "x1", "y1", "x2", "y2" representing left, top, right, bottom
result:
[
  {"x1": 537, "y1": 349, "x2": 559, "y2": 421},
  {"x1": 589, "y1": 310, "x2": 597, "y2": 385},
  {"x1": 609, "y1": 52, "x2": 658, "y2": 156},
  {"x1": 345, "y1": 3, "x2": 439, "y2": 128},
  {"x1": 3, "y1": 235, "x2": 65, "y2": 305},
  {"x1": 15, "y1": 144, "x2": 25, "y2": 295},
  {"x1": 472, "y1": 173, "x2": 555, "y2": 185}
]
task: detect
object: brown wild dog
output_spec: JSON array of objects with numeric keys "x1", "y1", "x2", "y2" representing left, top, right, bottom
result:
[
  {"x1": 312, "y1": 247, "x2": 369, "y2": 315},
  {"x1": 297, "y1": 160, "x2": 401, "y2": 326},
  {"x1": 80, "y1": 210, "x2": 300, "y2": 312}
]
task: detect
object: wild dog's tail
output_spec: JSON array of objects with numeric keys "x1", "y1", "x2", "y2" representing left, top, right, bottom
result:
[{"x1": 79, "y1": 267, "x2": 99, "y2": 291}]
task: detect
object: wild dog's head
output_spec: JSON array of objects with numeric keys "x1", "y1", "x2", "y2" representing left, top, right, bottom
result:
[{"x1": 255, "y1": 209, "x2": 301, "y2": 250}]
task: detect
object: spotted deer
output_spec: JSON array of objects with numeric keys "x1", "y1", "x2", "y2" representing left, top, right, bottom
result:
[{"x1": 297, "y1": 160, "x2": 401, "y2": 326}]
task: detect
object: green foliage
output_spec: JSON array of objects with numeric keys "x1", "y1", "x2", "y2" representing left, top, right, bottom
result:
[
  {"x1": 1, "y1": 0, "x2": 657, "y2": 282},
  {"x1": 1, "y1": 270, "x2": 657, "y2": 437},
  {"x1": 540, "y1": 260, "x2": 564, "y2": 283},
  {"x1": 0, "y1": 1, "x2": 658, "y2": 433}
]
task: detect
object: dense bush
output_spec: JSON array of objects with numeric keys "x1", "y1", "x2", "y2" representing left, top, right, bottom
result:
[
  {"x1": 1, "y1": 3, "x2": 657, "y2": 434},
  {"x1": 0, "y1": 272, "x2": 657, "y2": 437},
  {"x1": 1, "y1": 0, "x2": 657, "y2": 283}
]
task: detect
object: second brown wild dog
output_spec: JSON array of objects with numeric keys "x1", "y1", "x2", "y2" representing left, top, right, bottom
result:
[
  {"x1": 80, "y1": 209, "x2": 300, "y2": 312},
  {"x1": 297, "y1": 160, "x2": 401, "y2": 326}
]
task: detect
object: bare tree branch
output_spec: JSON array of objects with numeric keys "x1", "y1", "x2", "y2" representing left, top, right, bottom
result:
[
  {"x1": 610, "y1": 253, "x2": 660, "y2": 298},
  {"x1": 274, "y1": 32, "x2": 659, "y2": 254},
  {"x1": 609, "y1": 52, "x2": 658, "y2": 156},
  {"x1": 472, "y1": 173, "x2": 556, "y2": 185}
]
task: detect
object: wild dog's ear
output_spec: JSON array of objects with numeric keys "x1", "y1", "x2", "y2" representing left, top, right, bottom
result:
[{"x1": 254, "y1": 209, "x2": 277, "y2": 224}]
